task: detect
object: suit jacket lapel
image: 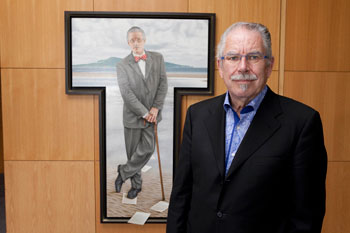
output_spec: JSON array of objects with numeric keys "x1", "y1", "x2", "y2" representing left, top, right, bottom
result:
[
  {"x1": 203, "y1": 94, "x2": 226, "y2": 178},
  {"x1": 144, "y1": 51, "x2": 153, "y2": 80},
  {"x1": 127, "y1": 53, "x2": 151, "y2": 93},
  {"x1": 127, "y1": 53, "x2": 144, "y2": 78},
  {"x1": 226, "y1": 89, "x2": 282, "y2": 178}
]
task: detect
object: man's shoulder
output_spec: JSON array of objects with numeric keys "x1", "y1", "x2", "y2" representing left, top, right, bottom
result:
[
  {"x1": 146, "y1": 51, "x2": 164, "y2": 59},
  {"x1": 117, "y1": 54, "x2": 133, "y2": 66},
  {"x1": 268, "y1": 90, "x2": 319, "y2": 120},
  {"x1": 188, "y1": 94, "x2": 225, "y2": 113},
  {"x1": 278, "y1": 94, "x2": 316, "y2": 113}
]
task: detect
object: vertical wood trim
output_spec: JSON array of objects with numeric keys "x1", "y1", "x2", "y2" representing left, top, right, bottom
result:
[
  {"x1": 0, "y1": 33, "x2": 3, "y2": 173},
  {"x1": 93, "y1": 96, "x2": 98, "y2": 233},
  {"x1": 94, "y1": 96, "x2": 99, "y2": 162},
  {"x1": 278, "y1": 0, "x2": 287, "y2": 95},
  {"x1": 94, "y1": 160, "x2": 98, "y2": 233},
  {"x1": 0, "y1": 70, "x2": 3, "y2": 173}
]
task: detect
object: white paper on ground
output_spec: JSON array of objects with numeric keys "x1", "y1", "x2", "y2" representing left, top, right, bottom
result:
[
  {"x1": 122, "y1": 193, "x2": 137, "y2": 205},
  {"x1": 141, "y1": 165, "x2": 152, "y2": 173},
  {"x1": 128, "y1": 212, "x2": 151, "y2": 225},
  {"x1": 150, "y1": 201, "x2": 169, "y2": 212}
]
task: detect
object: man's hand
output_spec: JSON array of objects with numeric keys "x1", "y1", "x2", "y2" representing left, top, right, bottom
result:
[{"x1": 145, "y1": 107, "x2": 159, "y2": 123}]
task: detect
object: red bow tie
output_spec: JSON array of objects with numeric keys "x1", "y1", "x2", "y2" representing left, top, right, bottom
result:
[{"x1": 134, "y1": 54, "x2": 147, "y2": 62}]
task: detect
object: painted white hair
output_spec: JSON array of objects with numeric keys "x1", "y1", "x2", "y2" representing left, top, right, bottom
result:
[{"x1": 127, "y1": 26, "x2": 146, "y2": 42}]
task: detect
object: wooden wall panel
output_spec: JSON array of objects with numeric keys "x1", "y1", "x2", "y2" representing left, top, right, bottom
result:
[
  {"x1": 5, "y1": 161, "x2": 95, "y2": 233},
  {"x1": 284, "y1": 72, "x2": 350, "y2": 161},
  {"x1": 322, "y1": 162, "x2": 350, "y2": 233},
  {"x1": 1, "y1": 69, "x2": 95, "y2": 161},
  {"x1": 285, "y1": 0, "x2": 350, "y2": 72},
  {"x1": 189, "y1": 0, "x2": 281, "y2": 71},
  {"x1": 284, "y1": 0, "x2": 350, "y2": 232},
  {"x1": 94, "y1": 0, "x2": 187, "y2": 12},
  {"x1": 267, "y1": 70, "x2": 279, "y2": 93},
  {"x1": 1, "y1": 0, "x2": 348, "y2": 233},
  {"x1": 0, "y1": 0, "x2": 93, "y2": 68}
]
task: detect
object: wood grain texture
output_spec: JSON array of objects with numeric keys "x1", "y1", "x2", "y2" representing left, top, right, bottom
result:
[
  {"x1": 94, "y1": 0, "x2": 187, "y2": 12},
  {"x1": 5, "y1": 161, "x2": 95, "y2": 233},
  {"x1": 0, "y1": 0, "x2": 93, "y2": 68},
  {"x1": 1, "y1": 69, "x2": 95, "y2": 161},
  {"x1": 285, "y1": 0, "x2": 350, "y2": 71},
  {"x1": 322, "y1": 162, "x2": 350, "y2": 233},
  {"x1": 278, "y1": 0, "x2": 287, "y2": 95},
  {"x1": 0, "y1": 1, "x2": 348, "y2": 233},
  {"x1": 267, "y1": 70, "x2": 279, "y2": 93},
  {"x1": 284, "y1": 72, "x2": 350, "y2": 161},
  {"x1": 189, "y1": 0, "x2": 281, "y2": 71},
  {"x1": 94, "y1": 161, "x2": 166, "y2": 233}
]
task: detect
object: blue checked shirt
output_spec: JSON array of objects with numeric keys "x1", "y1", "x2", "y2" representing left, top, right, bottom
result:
[{"x1": 223, "y1": 86, "x2": 268, "y2": 175}]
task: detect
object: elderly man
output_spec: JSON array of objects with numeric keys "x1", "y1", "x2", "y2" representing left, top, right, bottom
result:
[
  {"x1": 115, "y1": 26, "x2": 168, "y2": 199},
  {"x1": 167, "y1": 22, "x2": 327, "y2": 233}
]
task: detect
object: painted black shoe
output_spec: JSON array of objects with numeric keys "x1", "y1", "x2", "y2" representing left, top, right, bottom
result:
[
  {"x1": 115, "y1": 173, "x2": 123, "y2": 193},
  {"x1": 127, "y1": 188, "x2": 141, "y2": 199}
]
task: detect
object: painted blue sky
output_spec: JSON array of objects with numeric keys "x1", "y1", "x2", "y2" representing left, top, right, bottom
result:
[{"x1": 72, "y1": 18, "x2": 209, "y2": 68}]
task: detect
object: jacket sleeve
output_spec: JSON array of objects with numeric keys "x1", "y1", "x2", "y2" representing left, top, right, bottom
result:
[
  {"x1": 167, "y1": 107, "x2": 193, "y2": 233},
  {"x1": 286, "y1": 111, "x2": 327, "y2": 233},
  {"x1": 152, "y1": 54, "x2": 168, "y2": 110}
]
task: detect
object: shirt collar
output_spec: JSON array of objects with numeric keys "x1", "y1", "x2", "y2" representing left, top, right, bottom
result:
[
  {"x1": 223, "y1": 85, "x2": 268, "y2": 114},
  {"x1": 133, "y1": 51, "x2": 146, "y2": 57}
]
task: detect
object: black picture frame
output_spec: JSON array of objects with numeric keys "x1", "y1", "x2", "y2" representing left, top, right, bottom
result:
[{"x1": 65, "y1": 11, "x2": 215, "y2": 223}]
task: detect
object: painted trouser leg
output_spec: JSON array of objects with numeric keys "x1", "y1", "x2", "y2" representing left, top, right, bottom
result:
[{"x1": 119, "y1": 124, "x2": 155, "y2": 189}]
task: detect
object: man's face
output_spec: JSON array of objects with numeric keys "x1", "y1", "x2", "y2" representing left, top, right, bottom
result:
[
  {"x1": 218, "y1": 27, "x2": 274, "y2": 104},
  {"x1": 128, "y1": 31, "x2": 145, "y2": 55}
]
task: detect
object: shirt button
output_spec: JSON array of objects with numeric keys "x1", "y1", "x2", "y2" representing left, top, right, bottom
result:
[{"x1": 217, "y1": 211, "x2": 223, "y2": 218}]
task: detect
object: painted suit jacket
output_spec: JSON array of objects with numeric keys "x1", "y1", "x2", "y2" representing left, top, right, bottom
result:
[{"x1": 116, "y1": 51, "x2": 168, "y2": 128}]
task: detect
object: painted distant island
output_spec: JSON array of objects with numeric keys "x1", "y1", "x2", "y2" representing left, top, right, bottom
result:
[
  {"x1": 73, "y1": 57, "x2": 207, "y2": 73},
  {"x1": 72, "y1": 56, "x2": 208, "y2": 88}
]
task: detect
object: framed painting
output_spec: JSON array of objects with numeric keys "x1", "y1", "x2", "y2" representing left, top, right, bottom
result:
[{"x1": 65, "y1": 11, "x2": 215, "y2": 223}]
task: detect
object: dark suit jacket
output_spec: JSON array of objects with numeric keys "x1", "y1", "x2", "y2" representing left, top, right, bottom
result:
[
  {"x1": 116, "y1": 51, "x2": 168, "y2": 128},
  {"x1": 167, "y1": 87, "x2": 327, "y2": 233}
]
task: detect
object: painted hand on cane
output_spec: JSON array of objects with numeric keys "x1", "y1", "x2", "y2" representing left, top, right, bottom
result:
[{"x1": 145, "y1": 107, "x2": 159, "y2": 123}]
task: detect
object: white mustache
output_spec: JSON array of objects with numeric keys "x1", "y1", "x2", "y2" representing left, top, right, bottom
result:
[{"x1": 230, "y1": 74, "x2": 258, "y2": 81}]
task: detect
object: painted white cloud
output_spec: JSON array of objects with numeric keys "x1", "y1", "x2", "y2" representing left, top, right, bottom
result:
[{"x1": 71, "y1": 18, "x2": 209, "y2": 67}]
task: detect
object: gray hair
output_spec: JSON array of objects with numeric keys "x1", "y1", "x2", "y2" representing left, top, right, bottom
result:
[
  {"x1": 216, "y1": 22, "x2": 272, "y2": 65},
  {"x1": 127, "y1": 26, "x2": 146, "y2": 42}
]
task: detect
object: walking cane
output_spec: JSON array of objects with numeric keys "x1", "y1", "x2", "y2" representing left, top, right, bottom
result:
[{"x1": 154, "y1": 122, "x2": 165, "y2": 201}]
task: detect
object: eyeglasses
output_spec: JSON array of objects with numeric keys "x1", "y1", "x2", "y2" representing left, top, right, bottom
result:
[
  {"x1": 129, "y1": 38, "x2": 144, "y2": 44},
  {"x1": 220, "y1": 52, "x2": 269, "y2": 65}
]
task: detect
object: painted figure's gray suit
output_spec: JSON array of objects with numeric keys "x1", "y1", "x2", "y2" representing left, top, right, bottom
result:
[{"x1": 116, "y1": 51, "x2": 168, "y2": 189}]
